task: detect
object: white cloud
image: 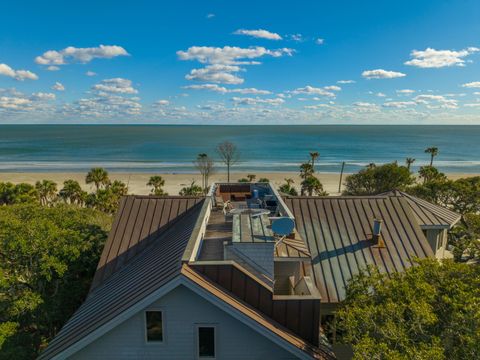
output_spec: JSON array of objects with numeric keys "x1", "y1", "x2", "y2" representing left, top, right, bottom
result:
[
  {"x1": 0, "y1": 96, "x2": 32, "y2": 110},
  {"x1": 47, "y1": 66, "x2": 60, "y2": 71},
  {"x1": 464, "y1": 103, "x2": 480, "y2": 107},
  {"x1": 289, "y1": 34, "x2": 303, "y2": 42},
  {"x1": 183, "y1": 83, "x2": 271, "y2": 95},
  {"x1": 337, "y1": 80, "x2": 355, "y2": 84},
  {"x1": 362, "y1": 69, "x2": 406, "y2": 79},
  {"x1": 35, "y1": 45, "x2": 129, "y2": 65},
  {"x1": 290, "y1": 85, "x2": 336, "y2": 98},
  {"x1": 462, "y1": 81, "x2": 480, "y2": 88},
  {"x1": 396, "y1": 89, "x2": 415, "y2": 94},
  {"x1": 177, "y1": 46, "x2": 293, "y2": 65},
  {"x1": 414, "y1": 94, "x2": 458, "y2": 109},
  {"x1": 86, "y1": 71, "x2": 97, "y2": 77},
  {"x1": 0, "y1": 63, "x2": 38, "y2": 81},
  {"x1": 32, "y1": 92, "x2": 56, "y2": 100},
  {"x1": 353, "y1": 102, "x2": 380, "y2": 112},
  {"x1": 154, "y1": 99, "x2": 170, "y2": 106},
  {"x1": 52, "y1": 82, "x2": 65, "y2": 91},
  {"x1": 324, "y1": 85, "x2": 341, "y2": 91},
  {"x1": 231, "y1": 97, "x2": 285, "y2": 106},
  {"x1": 405, "y1": 47, "x2": 479, "y2": 68},
  {"x1": 206, "y1": 13, "x2": 215, "y2": 19},
  {"x1": 383, "y1": 101, "x2": 416, "y2": 108},
  {"x1": 185, "y1": 64, "x2": 243, "y2": 84},
  {"x1": 234, "y1": 29, "x2": 282, "y2": 40},
  {"x1": 92, "y1": 78, "x2": 138, "y2": 94},
  {"x1": 315, "y1": 38, "x2": 324, "y2": 45}
]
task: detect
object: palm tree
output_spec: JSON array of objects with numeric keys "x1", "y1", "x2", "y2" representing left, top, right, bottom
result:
[
  {"x1": 405, "y1": 157, "x2": 415, "y2": 171},
  {"x1": 59, "y1": 179, "x2": 86, "y2": 205},
  {"x1": 301, "y1": 176, "x2": 327, "y2": 196},
  {"x1": 278, "y1": 178, "x2": 298, "y2": 196},
  {"x1": 425, "y1": 147, "x2": 439, "y2": 166},
  {"x1": 35, "y1": 180, "x2": 57, "y2": 206},
  {"x1": 247, "y1": 174, "x2": 256, "y2": 182},
  {"x1": 109, "y1": 180, "x2": 128, "y2": 196},
  {"x1": 179, "y1": 181, "x2": 203, "y2": 196},
  {"x1": 86, "y1": 167, "x2": 110, "y2": 191},
  {"x1": 299, "y1": 163, "x2": 314, "y2": 179},
  {"x1": 147, "y1": 176, "x2": 166, "y2": 195},
  {"x1": 309, "y1": 151, "x2": 320, "y2": 169}
]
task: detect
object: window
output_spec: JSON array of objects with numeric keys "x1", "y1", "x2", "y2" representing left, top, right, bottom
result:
[
  {"x1": 197, "y1": 326, "x2": 215, "y2": 358},
  {"x1": 145, "y1": 311, "x2": 163, "y2": 342}
]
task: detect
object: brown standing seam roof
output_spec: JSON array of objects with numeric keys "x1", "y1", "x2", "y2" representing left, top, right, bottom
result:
[
  {"x1": 41, "y1": 195, "x2": 334, "y2": 360},
  {"x1": 379, "y1": 190, "x2": 461, "y2": 228},
  {"x1": 181, "y1": 264, "x2": 334, "y2": 360},
  {"x1": 91, "y1": 195, "x2": 203, "y2": 290},
  {"x1": 39, "y1": 197, "x2": 205, "y2": 360},
  {"x1": 284, "y1": 196, "x2": 434, "y2": 304}
]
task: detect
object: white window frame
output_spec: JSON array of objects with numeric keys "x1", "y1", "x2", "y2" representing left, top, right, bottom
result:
[
  {"x1": 144, "y1": 309, "x2": 166, "y2": 344},
  {"x1": 195, "y1": 324, "x2": 217, "y2": 359}
]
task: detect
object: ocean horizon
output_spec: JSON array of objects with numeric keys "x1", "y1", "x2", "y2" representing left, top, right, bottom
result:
[{"x1": 1, "y1": 125, "x2": 479, "y2": 174}]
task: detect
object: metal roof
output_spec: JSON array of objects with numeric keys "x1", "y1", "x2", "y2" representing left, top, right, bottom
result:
[
  {"x1": 379, "y1": 190, "x2": 461, "y2": 228},
  {"x1": 283, "y1": 196, "x2": 434, "y2": 303},
  {"x1": 181, "y1": 264, "x2": 334, "y2": 360},
  {"x1": 91, "y1": 195, "x2": 203, "y2": 290},
  {"x1": 39, "y1": 197, "x2": 205, "y2": 359}
]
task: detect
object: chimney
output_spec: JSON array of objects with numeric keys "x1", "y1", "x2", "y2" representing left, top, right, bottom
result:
[{"x1": 372, "y1": 219, "x2": 385, "y2": 247}]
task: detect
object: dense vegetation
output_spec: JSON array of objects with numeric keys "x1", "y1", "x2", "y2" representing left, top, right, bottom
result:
[
  {"x1": 0, "y1": 204, "x2": 111, "y2": 359},
  {"x1": 336, "y1": 259, "x2": 480, "y2": 360}
]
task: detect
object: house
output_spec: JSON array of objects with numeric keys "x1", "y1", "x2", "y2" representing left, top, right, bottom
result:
[{"x1": 40, "y1": 183, "x2": 458, "y2": 360}]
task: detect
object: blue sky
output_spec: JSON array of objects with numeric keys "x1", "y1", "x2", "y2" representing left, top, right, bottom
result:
[{"x1": 1, "y1": 0, "x2": 479, "y2": 124}]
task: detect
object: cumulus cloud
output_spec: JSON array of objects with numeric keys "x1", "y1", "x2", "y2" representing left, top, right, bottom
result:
[
  {"x1": 290, "y1": 85, "x2": 336, "y2": 98},
  {"x1": 462, "y1": 81, "x2": 480, "y2": 88},
  {"x1": 206, "y1": 13, "x2": 215, "y2": 19},
  {"x1": 52, "y1": 82, "x2": 65, "y2": 91},
  {"x1": 92, "y1": 78, "x2": 138, "y2": 94},
  {"x1": 405, "y1": 47, "x2": 479, "y2": 68},
  {"x1": 0, "y1": 63, "x2": 38, "y2": 81},
  {"x1": 35, "y1": 45, "x2": 129, "y2": 66},
  {"x1": 362, "y1": 69, "x2": 406, "y2": 79},
  {"x1": 183, "y1": 83, "x2": 271, "y2": 94},
  {"x1": 464, "y1": 103, "x2": 480, "y2": 107},
  {"x1": 234, "y1": 29, "x2": 282, "y2": 40},
  {"x1": 178, "y1": 46, "x2": 293, "y2": 85},
  {"x1": 383, "y1": 101, "x2": 416, "y2": 108},
  {"x1": 414, "y1": 94, "x2": 458, "y2": 109},
  {"x1": 324, "y1": 85, "x2": 341, "y2": 91},
  {"x1": 396, "y1": 89, "x2": 415, "y2": 94},
  {"x1": 231, "y1": 97, "x2": 285, "y2": 106},
  {"x1": 177, "y1": 46, "x2": 293, "y2": 65},
  {"x1": 31, "y1": 92, "x2": 56, "y2": 100},
  {"x1": 315, "y1": 38, "x2": 325, "y2": 45},
  {"x1": 337, "y1": 80, "x2": 355, "y2": 84},
  {"x1": 47, "y1": 66, "x2": 60, "y2": 71},
  {"x1": 353, "y1": 102, "x2": 380, "y2": 112},
  {"x1": 288, "y1": 34, "x2": 304, "y2": 42},
  {"x1": 185, "y1": 64, "x2": 243, "y2": 84},
  {"x1": 0, "y1": 89, "x2": 56, "y2": 113},
  {"x1": 154, "y1": 99, "x2": 170, "y2": 106},
  {"x1": 86, "y1": 71, "x2": 97, "y2": 77}
]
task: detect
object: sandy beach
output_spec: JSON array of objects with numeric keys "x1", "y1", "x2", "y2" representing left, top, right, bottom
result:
[{"x1": 0, "y1": 172, "x2": 477, "y2": 196}]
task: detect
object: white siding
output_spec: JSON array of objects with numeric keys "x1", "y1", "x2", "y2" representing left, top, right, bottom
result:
[{"x1": 70, "y1": 285, "x2": 298, "y2": 360}]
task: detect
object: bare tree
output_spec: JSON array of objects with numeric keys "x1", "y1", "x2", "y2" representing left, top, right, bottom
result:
[
  {"x1": 194, "y1": 153, "x2": 215, "y2": 194},
  {"x1": 216, "y1": 141, "x2": 239, "y2": 183}
]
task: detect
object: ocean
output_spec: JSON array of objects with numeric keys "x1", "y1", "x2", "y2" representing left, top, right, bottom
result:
[{"x1": 0, "y1": 125, "x2": 479, "y2": 174}]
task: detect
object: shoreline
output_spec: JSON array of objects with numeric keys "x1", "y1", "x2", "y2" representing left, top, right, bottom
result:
[{"x1": 0, "y1": 171, "x2": 477, "y2": 196}]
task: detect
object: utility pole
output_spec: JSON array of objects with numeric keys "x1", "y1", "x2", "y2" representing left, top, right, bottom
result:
[{"x1": 338, "y1": 161, "x2": 345, "y2": 193}]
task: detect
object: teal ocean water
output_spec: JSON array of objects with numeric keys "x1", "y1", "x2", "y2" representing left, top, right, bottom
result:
[{"x1": 0, "y1": 125, "x2": 479, "y2": 173}]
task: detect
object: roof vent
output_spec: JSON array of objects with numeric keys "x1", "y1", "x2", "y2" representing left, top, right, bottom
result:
[{"x1": 372, "y1": 219, "x2": 385, "y2": 247}]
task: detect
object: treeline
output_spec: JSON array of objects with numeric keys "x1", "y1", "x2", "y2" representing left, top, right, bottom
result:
[
  {"x1": 0, "y1": 167, "x2": 127, "y2": 214},
  {"x1": 0, "y1": 204, "x2": 111, "y2": 359}
]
